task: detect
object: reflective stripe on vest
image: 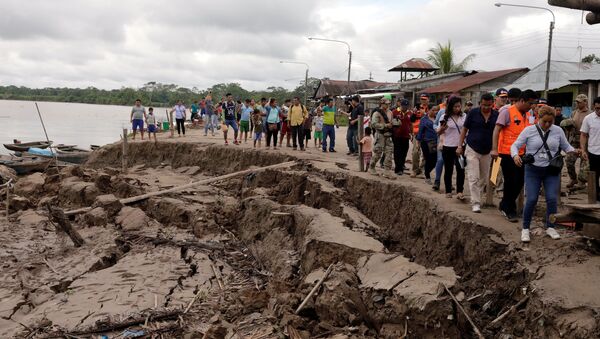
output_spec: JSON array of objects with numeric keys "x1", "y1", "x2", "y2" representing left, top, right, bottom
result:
[{"x1": 498, "y1": 105, "x2": 533, "y2": 155}]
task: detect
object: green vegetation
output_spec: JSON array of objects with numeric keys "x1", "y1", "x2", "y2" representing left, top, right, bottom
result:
[
  {"x1": 0, "y1": 78, "x2": 321, "y2": 107},
  {"x1": 582, "y1": 54, "x2": 600, "y2": 64},
  {"x1": 427, "y1": 41, "x2": 476, "y2": 74}
]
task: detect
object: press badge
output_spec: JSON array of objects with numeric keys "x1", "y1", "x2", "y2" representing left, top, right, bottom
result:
[{"x1": 539, "y1": 153, "x2": 547, "y2": 159}]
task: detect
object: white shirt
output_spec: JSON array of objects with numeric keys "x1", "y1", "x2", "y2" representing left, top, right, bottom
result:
[
  {"x1": 581, "y1": 112, "x2": 600, "y2": 155},
  {"x1": 441, "y1": 114, "x2": 466, "y2": 147},
  {"x1": 174, "y1": 105, "x2": 186, "y2": 119}
]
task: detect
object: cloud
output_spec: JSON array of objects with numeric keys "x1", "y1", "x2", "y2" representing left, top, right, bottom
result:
[{"x1": 0, "y1": 0, "x2": 598, "y2": 91}]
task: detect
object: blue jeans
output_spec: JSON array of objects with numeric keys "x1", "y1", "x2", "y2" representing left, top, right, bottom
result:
[
  {"x1": 346, "y1": 127, "x2": 358, "y2": 153},
  {"x1": 225, "y1": 119, "x2": 238, "y2": 133},
  {"x1": 204, "y1": 114, "x2": 218, "y2": 134},
  {"x1": 434, "y1": 149, "x2": 444, "y2": 185},
  {"x1": 322, "y1": 125, "x2": 336, "y2": 151},
  {"x1": 523, "y1": 164, "x2": 559, "y2": 230}
]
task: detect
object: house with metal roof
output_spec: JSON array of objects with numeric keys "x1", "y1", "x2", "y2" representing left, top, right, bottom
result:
[
  {"x1": 312, "y1": 79, "x2": 395, "y2": 99},
  {"x1": 506, "y1": 60, "x2": 600, "y2": 115},
  {"x1": 420, "y1": 68, "x2": 529, "y2": 104}
]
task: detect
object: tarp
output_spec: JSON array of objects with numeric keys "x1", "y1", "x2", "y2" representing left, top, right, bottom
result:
[{"x1": 27, "y1": 147, "x2": 53, "y2": 156}]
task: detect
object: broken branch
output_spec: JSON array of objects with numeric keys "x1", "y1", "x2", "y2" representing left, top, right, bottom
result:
[
  {"x1": 47, "y1": 206, "x2": 85, "y2": 247},
  {"x1": 443, "y1": 283, "x2": 484, "y2": 339},
  {"x1": 295, "y1": 263, "x2": 334, "y2": 314},
  {"x1": 489, "y1": 295, "x2": 530, "y2": 326}
]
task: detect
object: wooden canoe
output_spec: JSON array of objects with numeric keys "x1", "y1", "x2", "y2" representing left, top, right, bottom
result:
[
  {"x1": 0, "y1": 155, "x2": 52, "y2": 175},
  {"x1": 3, "y1": 141, "x2": 53, "y2": 152}
]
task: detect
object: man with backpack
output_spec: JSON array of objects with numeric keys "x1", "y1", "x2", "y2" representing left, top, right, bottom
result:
[
  {"x1": 289, "y1": 97, "x2": 308, "y2": 150},
  {"x1": 369, "y1": 98, "x2": 395, "y2": 179}
]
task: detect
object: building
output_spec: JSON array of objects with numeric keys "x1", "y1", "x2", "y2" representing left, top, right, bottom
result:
[
  {"x1": 312, "y1": 79, "x2": 395, "y2": 99},
  {"x1": 420, "y1": 68, "x2": 529, "y2": 104},
  {"x1": 506, "y1": 60, "x2": 600, "y2": 116},
  {"x1": 388, "y1": 58, "x2": 439, "y2": 82}
]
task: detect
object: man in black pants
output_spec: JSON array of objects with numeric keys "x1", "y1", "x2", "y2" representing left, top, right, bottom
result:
[
  {"x1": 581, "y1": 96, "x2": 600, "y2": 201},
  {"x1": 391, "y1": 99, "x2": 412, "y2": 175},
  {"x1": 491, "y1": 89, "x2": 538, "y2": 222},
  {"x1": 345, "y1": 96, "x2": 363, "y2": 155}
]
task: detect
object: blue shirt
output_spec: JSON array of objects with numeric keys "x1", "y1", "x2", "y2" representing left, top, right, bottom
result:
[
  {"x1": 511, "y1": 124, "x2": 574, "y2": 167},
  {"x1": 463, "y1": 107, "x2": 499, "y2": 154},
  {"x1": 241, "y1": 106, "x2": 253, "y2": 122},
  {"x1": 265, "y1": 106, "x2": 280, "y2": 124},
  {"x1": 434, "y1": 109, "x2": 445, "y2": 130},
  {"x1": 417, "y1": 116, "x2": 437, "y2": 142}
]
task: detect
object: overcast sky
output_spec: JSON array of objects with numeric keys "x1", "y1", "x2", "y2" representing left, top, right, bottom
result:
[{"x1": 1, "y1": 0, "x2": 599, "y2": 91}]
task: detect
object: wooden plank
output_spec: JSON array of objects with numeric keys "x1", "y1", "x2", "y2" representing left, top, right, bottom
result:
[{"x1": 588, "y1": 170, "x2": 597, "y2": 204}]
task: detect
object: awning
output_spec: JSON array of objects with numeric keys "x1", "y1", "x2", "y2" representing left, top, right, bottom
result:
[
  {"x1": 357, "y1": 92, "x2": 402, "y2": 99},
  {"x1": 504, "y1": 81, "x2": 579, "y2": 92}
]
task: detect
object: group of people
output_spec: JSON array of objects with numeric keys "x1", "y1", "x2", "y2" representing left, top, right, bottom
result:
[
  {"x1": 362, "y1": 89, "x2": 600, "y2": 243},
  {"x1": 129, "y1": 90, "x2": 600, "y2": 243}
]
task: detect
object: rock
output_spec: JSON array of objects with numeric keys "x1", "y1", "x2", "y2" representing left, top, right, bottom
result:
[
  {"x1": 185, "y1": 166, "x2": 201, "y2": 176},
  {"x1": 13, "y1": 172, "x2": 45, "y2": 196},
  {"x1": 17, "y1": 210, "x2": 50, "y2": 229},
  {"x1": 9, "y1": 196, "x2": 31, "y2": 212},
  {"x1": 94, "y1": 173, "x2": 112, "y2": 193},
  {"x1": 456, "y1": 291, "x2": 465, "y2": 302},
  {"x1": 146, "y1": 197, "x2": 196, "y2": 228},
  {"x1": 92, "y1": 194, "x2": 122, "y2": 217},
  {"x1": 116, "y1": 207, "x2": 149, "y2": 231},
  {"x1": 0, "y1": 165, "x2": 17, "y2": 184},
  {"x1": 84, "y1": 207, "x2": 108, "y2": 226},
  {"x1": 39, "y1": 196, "x2": 57, "y2": 207},
  {"x1": 58, "y1": 180, "x2": 100, "y2": 205}
]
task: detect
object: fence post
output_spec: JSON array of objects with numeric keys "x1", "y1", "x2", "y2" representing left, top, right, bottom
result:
[
  {"x1": 122, "y1": 128, "x2": 128, "y2": 173},
  {"x1": 588, "y1": 171, "x2": 597, "y2": 204},
  {"x1": 358, "y1": 115, "x2": 364, "y2": 172}
]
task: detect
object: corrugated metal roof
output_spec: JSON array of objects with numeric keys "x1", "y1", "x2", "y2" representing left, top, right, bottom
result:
[
  {"x1": 421, "y1": 68, "x2": 529, "y2": 94},
  {"x1": 314, "y1": 79, "x2": 396, "y2": 98},
  {"x1": 388, "y1": 58, "x2": 439, "y2": 72},
  {"x1": 506, "y1": 61, "x2": 600, "y2": 90}
]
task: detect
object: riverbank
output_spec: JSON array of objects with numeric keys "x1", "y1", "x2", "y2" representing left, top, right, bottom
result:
[{"x1": 1, "y1": 127, "x2": 599, "y2": 338}]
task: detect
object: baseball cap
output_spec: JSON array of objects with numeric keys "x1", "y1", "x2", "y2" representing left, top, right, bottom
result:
[
  {"x1": 576, "y1": 94, "x2": 588, "y2": 102},
  {"x1": 537, "y1": 98, "x2": 548, "y2": 106},
  {"x1": 419, "y1": 93, "x2": 429, "y2": 99},
  {"x1": 380, "y1": 97, "x2": 391, "y2": 104},
  {"x1": 466, "y1": 100, "x2": 473, "y2": 106},
  {"x1": 400, "y1": 99, "x2": 409, "y2": 106},
  {"x1": 495, "y1": 88, "x2": 508, "y2": 97}
]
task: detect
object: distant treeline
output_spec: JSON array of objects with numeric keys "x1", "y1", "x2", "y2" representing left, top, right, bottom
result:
[{"x1": 0, "y1": 79, "x2": 320, "y2": 107}]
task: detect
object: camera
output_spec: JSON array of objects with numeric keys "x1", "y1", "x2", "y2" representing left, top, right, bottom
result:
[{"x1": 521, "y1": 154, "x2": 535, "y2": 165}]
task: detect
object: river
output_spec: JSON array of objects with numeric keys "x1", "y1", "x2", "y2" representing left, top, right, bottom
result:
[{"x1": 0, "y1": 100, "x2": 168, "y2": 154}]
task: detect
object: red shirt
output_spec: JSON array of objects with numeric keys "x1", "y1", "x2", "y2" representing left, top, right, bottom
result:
[{"x1": 392, "y1": 108, "x2": 412, "y2": 138}]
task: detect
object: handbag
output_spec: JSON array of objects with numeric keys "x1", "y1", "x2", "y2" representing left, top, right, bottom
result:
[{"x1": 535, "y1": 125, "x2": 564, "y2": 175}]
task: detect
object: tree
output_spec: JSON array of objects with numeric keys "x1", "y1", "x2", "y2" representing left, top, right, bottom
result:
[
  {"x1": 582, "y1": 54, "x2": 600, "y2": 64},
  {"x1": 427, "y1": 41, "x2": 476, "y2": 74}
]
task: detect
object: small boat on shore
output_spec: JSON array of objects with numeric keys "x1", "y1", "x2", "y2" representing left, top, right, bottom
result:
[
  {"x1": 0, "y1": 155, "x2": 52, "y2": 175},
  {"x1": 3, "y1": 140, "x2": 53, "y2": 152},
  {"x1": 23, "y1": 147, "x2": 91, "y2": 165}
]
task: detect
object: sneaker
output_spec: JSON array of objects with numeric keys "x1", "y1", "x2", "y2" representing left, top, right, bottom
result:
[
  {"x1": 396, "y1": 171, "x2": 404, "y2": 176},
  {"x1": 224, "y1": 140, "x2": 229, "y2": 145},
  {"x1": 425, "y1": 178, "x2": 432, "y2": 185},
  {"x1": 330, "y1": 149, "x2": 336, "y2": 153},
  {"x1": 501, "y1": 210, "x2": 519, "y2": 223},
  {"x1": 546, "y1": 228, "x2": 561, "y2": 240},
  {"x1": 472, "y1": 204, "x2": 481, "y2": 213},
  {"x1": 322, "y1": 149, "x2": 327, "y2": 153},
  {"x1": 521, "y1": 229, "x2": 531, "y2": 243},
  {"x1": 432, "y1": 183, "x2": 440, "y2": 191}
]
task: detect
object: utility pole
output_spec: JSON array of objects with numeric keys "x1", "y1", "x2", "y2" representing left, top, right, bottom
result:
[
  {"x1": 308, "y1": 37, "x2": 352, "y2": 95},
  {"x1": 280, "y1": 60, "x2": 310, "y2": 106}
]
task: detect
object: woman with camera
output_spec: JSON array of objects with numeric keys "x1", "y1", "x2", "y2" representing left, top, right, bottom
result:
[
  {"x1": 511, "y1": 106, "x2": 579, "y2": 243},
  {"x1": 438, "y1": 96, "x2": 466, "y2": 200}
]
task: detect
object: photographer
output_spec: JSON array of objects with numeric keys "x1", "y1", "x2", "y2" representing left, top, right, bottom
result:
[{"x1": 511, "y1": 106, "x2": 578, "y2": 243}]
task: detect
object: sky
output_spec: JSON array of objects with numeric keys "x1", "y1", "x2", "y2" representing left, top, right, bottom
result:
[{"x1": 1, "y1": 0, "x2": 599, "y2": 91}]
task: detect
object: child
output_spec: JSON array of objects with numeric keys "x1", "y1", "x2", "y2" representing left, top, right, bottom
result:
[
  {"x1": 313, "y1": 111, "x2": 323, "y2": 148},
  {"x1": 252, "y1": 108, "x2": 263, "y2": 148},
  {"x1": 303, "y1": 109, "x2": 313, "y2": 148},
  {"x1": 360, "y1": 127, "x2": 373, "y2": 171},
  {"x1": 146, "y1": 107, "x2": 158, "y2": 143}
]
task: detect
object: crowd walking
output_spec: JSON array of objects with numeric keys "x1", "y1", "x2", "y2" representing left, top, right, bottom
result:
[{"x1": 130, "y1": 88, "x2": 600, "y2": 243}]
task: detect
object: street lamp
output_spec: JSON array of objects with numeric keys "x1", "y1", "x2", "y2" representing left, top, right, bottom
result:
[
  {"x1": 308, "y1": 37, "x2": 352, "y2": 96},
  {"x1": 495, "y1": 3, "x2": 555, "y2": 98},
  {"x1": 280, "y1": 60, "x2": 310, "y2": 106}
]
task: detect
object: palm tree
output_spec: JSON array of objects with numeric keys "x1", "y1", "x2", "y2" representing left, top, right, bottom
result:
[{"x1": 427, "y1": 41, "x2": 476, "y2": 74}]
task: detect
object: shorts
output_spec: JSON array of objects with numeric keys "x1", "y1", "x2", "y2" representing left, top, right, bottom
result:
[
  {"x1": 254, "y1": 132, "x2": 262, "y2": 141},
  {"x1": 132, "y1": 119, "x2": 144, "y2": 131},
  {"x1": 314, "y1": 130, "x2": 323, "y2": 139},
  {"x1": 240, "y1": 120, "x2": 250, "y2": 132},
  {"x1": 281, "y1": 121, "x2": 290, "y2": 135},
  {"x1": 363, "y1": 151, "x2": 373, "y2": 167},
  {"x1": 148, "y1": 124, "x2": 156, "y2": 133},
  {"x1": 305, "y1": 129, "x2": 311, "y2": 140},
  {"x1": 224, "y1": 119, "x2": 238, "y2": 133}
]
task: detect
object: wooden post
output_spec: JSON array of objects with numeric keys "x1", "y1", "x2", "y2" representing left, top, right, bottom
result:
[
  {"x1": 485, "y1": 179, "x2": 494, "y2": 207},
  {"x1": 122, "y1": 128, "x2": 128, "y2": 173},
  {"x1": 588, "y1": 171, "x2": 597, "y2": 204},
  {"x1": 358, "y1": 115, "x2": 364, "y2": 172},
  {"x1": 517, "y1": 189, "x2": 524, "y2": 214},
  {"x1": 169, "y1": 111, "x2": 175, "y2": 138}
]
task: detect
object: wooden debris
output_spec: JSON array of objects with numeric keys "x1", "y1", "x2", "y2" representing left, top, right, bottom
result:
[
  {"x1": 388, "y1": 271, "x2": 417, "y2": 292},
  {"x1": 43, "y1": 258, "x2": 59, "y2": 274},
  {"x1": 184, "y1": 289, "x2": 205, "y2": 314},
  {"x1": 210, "y1": 262, "x2": 224, "y2": 290},
  {"x1": 64, "y1": 160, "x2": 296, "y2": 216},
  {"x1": 489, "y1": 295, "x2": 530, "y2": 326},
  {"x1": 443, "y1": 283, "x2": 484, "y2": 339},
  {"x1": 295, "y1": 263, "x2": 334, "y2": 314},
  {"x1": 47, "y1": 206, "x2": 85, "y2": 247}
]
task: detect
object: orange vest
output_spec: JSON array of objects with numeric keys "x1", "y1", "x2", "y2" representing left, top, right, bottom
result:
[
  {"x1": 498, "y1": 105, "x2": 534, "y2": 155},
  {"x1": 412, "y1": 105, "x2": 426, "y2": 134}
]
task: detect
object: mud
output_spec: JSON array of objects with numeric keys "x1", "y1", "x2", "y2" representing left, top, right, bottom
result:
[{"x1": 0, "y1": 141, "x2": 599, "y2": 338}]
